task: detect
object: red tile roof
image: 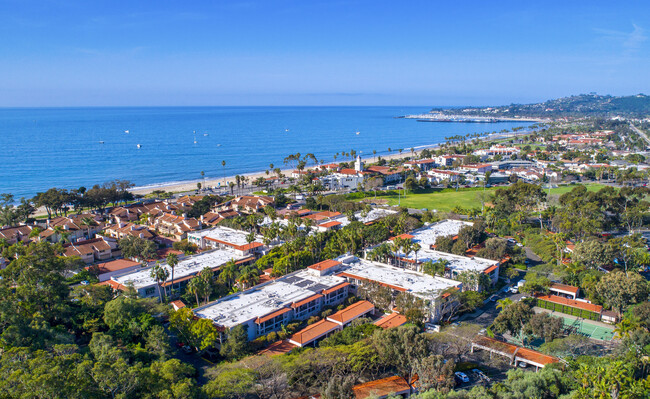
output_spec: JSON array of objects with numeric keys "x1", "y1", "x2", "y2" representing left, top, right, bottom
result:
[
  {"x1": 289, "y1": 319, "x2": 339, "y2": 345},
  {"x1": 256, "y1": 307, "x2": 291, "y2": 324},
  {"x1": 258, "y1": 340, "x2": 297, "y2": 355},
  {"x1": 322, "y1": 282, "x2": 350, "y2": 295},
  {"x1": 308, "y1": 259, "x2": 342, "y2": 272},
  {"x1": 517, "y1": 347, "x2": 561, "y2": 367},
  {"x1": 536, "y1": 294, "x2": 602, "y2": 313},
  {"x1": 483, "y1": 264, "x2": 499, "y2": 274},
  {"x1": 373, "y1": 312, "x2": 407, "y2": 329},
  {"x1": 291, "y1": 293, "x2": 323, "y2": 308},
  {"x1": 319, "y1": 221, "x2": 342, "y2": 228},
  {"x1": 352, "y1": 376, "x2": 411, "y2": 398},
  {"x1": 88, "y1": 259, "x2": 140, "y2": 274},
  {"x1": 550, "y1": 283, "x2": 579, "y2": 295},
  {"x1": 327, "y1": 300, "x2": 374, "y2": 324}
]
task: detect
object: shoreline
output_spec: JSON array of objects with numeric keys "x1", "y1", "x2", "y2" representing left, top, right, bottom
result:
[{"x1": 128, "y1": 129, "x2": 532, "y2": 196}]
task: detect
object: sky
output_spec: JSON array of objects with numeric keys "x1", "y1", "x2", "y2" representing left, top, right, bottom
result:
[{"x1": 0, "y1": 0, "x2": 649, "y2": 107}]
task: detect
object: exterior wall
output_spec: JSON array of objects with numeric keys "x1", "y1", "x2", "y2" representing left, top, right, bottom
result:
[{"x1": 244, "y1": 286, "x2": 349, "y2": 341}]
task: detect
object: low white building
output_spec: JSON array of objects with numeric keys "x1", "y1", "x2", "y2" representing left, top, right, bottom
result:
[
  {"x1": 187, "y1": 226, "x2": 265, "y2": 256},
  {"x1": 473, "y1": 145, "x2": 520, "y2": 160},
  {"x1": 337, "y1": 256, "x2": 462, "y2": 322},
  {"x1": 398, "y1": 248, "x2": 500, "y2": 287},
  {"x1": 408, "y1": 219, "x2": 474, "y2": 248},
  {"x1": 426, "y1": 169, "x2": 462, "y2": 184},
  {"x1": 338, "y1": 208, "x2": 398, "y2": 227},
  {"x1": 111, "y1": 249, "x2": 252, "y2": 299},
  {"x1": 193, "y1": 260, "x2": 350, "y2": 340}
]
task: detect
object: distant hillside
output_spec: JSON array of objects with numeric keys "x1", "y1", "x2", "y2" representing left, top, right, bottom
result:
[{"x1": 434, "y1": 93, "x2": 650, "y2": 118}]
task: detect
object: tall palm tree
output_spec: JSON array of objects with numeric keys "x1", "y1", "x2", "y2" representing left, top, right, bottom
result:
[
  {"x1": 218, "y1": 260, "x2": 238, "y2": 288},
  {"x1": 150, "y1": 262, "x2": 170, "y2": 302},
  {"x1": 187, "y1": 276, "x2": 204, "y2": 307},
  {"x1": 221, "y1": 160, "x2": 226, "y2": 186},
  {"x1": 166, "y1": 253, "x2": 179, "y2": 298},
  {"x1": 199, "y1": 267, "x2": 214, "y2": 304}
]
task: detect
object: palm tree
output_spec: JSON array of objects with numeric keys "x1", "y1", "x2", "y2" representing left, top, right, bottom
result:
[
  {"x1": 81, "y1": 217, "x2": 97, "y2": 239},
  {"x1": 237, "y1": 267, "x2": 260, "y2": 290},
  {"x1": 150, "y1": 262, "x2": 170, "y2": 302},
  {"x1": 496, "y1": 298, "x2": 513, "y2": 312},
  {"x1": 166, "y1": 253, "x2": 179, "y2": 298},
  {"x1": 614, "y1": 317, "x2": 640, "y2": 339},
  {"x1": 222, "y1": 160, "x2": 226, "y2": 186},
  {"x1": 219, "y1": 260, "x2": 238, "y2": 288},
  {"x1": 187, "y1": 276, "x2": 206, "y2": 307},
  {"x1": 199, "y1": 267, "x2": 214, "y2": 304}
]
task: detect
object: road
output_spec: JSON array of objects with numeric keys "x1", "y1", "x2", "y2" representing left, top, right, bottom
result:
[{"x1": 629, "y1": 122, "x2": 650, "y2": 146}]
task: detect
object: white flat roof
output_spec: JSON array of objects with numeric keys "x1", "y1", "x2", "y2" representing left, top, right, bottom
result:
[
  {"x1": 339, "y1": 208, "x2": 398, "y2": 227},
  {"x1": 193, "y1": 269, "x2": 346, "y2": 328},
  {"x1": 188, "y1": 226, "x2": 260, "y2": 246},
  {"x1": 339, "y1": 257, "x2": 461, "y2": 300},
  {"x1": 403, "y1": 248, "x2": 497, "y2": 274},
  {"x1": 112, "y1": 249, "x2": 245, "y2": 290},
  {"x1": 410, "y1": 219, "x2": 473, "y2": 247}
]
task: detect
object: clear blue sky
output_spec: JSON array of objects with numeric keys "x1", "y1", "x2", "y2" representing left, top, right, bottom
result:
[{"x1": 1, "y1": 0, "x2": 648, "y2": 106}]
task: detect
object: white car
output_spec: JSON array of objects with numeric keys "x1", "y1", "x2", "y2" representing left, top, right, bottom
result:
[
  {"x1": 518, "y1": 361, "x2": 528, "y2": 368},
  {"x1": 455, "y1": 372, "x2": 470, "y2": 383}
]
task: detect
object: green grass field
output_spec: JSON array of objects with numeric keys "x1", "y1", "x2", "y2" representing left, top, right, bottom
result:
[{"x1": 356, "y1": 183, "x2": 608, "y2": 212}]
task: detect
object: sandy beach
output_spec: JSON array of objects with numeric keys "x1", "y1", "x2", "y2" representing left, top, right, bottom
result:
[{"x1": 128, "y1": 128, "x2": 529, "y2": 196}]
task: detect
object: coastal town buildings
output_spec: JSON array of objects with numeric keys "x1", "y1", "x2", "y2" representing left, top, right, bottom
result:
[
  {"x1": 187, "y1": 226, "x2": 265, "y2": 256},
  {"x1": 109, "y1": 248, "x2": 254, "y2": 298},
  {"x1": 62, "y1": 237, "x2": 120, "y2": 264}
]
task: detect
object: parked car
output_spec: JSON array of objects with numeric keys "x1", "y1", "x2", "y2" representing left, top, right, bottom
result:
[
  {"x1": 181, "y1": 345, "x2": 193, "y2": 354},
  {"x1": 488, "y1": 294, "x2": 499, "y2": 302},
  {"x1": 508, "y1": 286, "x2": 519, "y2": 294},
  {"x1": 471, "y1": 369, "x2": 490, "y2": 382},
  {"x1": 518, "y1": 361, "x2": 528, "y2": 368},
  {"x1": 455, "y1": 372, "x2": 470, "y2": 383}
]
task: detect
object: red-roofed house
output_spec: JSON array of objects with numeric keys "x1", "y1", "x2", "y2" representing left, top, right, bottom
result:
[
  {"x1": 549, "y1": 283, "x2": 580, "y2": 300},
  {"x1": 288, "y1": 319, "x2": 341, "y2": 347},
  {"x1": 352, "y1": 375, "x2": 413, "y2": 399},
  {"x1": 373, "y1": 312, "x2": 408, "y2": 329},
  {"x1": 326, "y1": 300, "x2": 375, "y2": 326},
  {"x1": 536, "y1": 294, "x2": 602, "y2": 321},
  {"x1": 63, "y1": 237, "x2": 120, "y2": 264},
  {"x1": 87, "y1": 258, "x2": 141, "y2": 282}
]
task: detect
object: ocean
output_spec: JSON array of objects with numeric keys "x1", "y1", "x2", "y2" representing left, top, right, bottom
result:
[{"x1": 0, "y1": 106, "x2": 532, "y2": 198}]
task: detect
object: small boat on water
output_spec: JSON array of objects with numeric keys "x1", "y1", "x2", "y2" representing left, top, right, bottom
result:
[
  {"x1": 217, "y1": 144, "x2": 221, "y2": 147},
  {"x1": 285, "y1": 128, "x2": 290, "y2": 132},
  {"x1": 137, "y1": 144, "x2": 142, "y2": 148},
  {"x1": 125, "y1": 130, "x2": 129, "y2": 134},
  {"x1": 203, "y1": 133, "x2": 209, "y2": 136},
  {"x1": 355, "y1": 131, "x2": 360, "y2": 135},
  {"x1": 99, "y1": 140, "x2": 104, "y2": 144}
]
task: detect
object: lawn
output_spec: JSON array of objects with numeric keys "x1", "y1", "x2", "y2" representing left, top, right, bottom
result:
[{"x1": 355, "y1": 183, "x2": 608, "y2": 212}]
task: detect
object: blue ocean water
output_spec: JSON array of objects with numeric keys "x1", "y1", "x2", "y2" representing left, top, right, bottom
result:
[{"x1": 0, "y1": 107, "x2": 531, "y2": 198}]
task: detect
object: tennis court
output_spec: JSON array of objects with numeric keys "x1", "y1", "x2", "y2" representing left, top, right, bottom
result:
[{"x1": 558, "y1": 314, "x2": 615, "y2": 341}]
